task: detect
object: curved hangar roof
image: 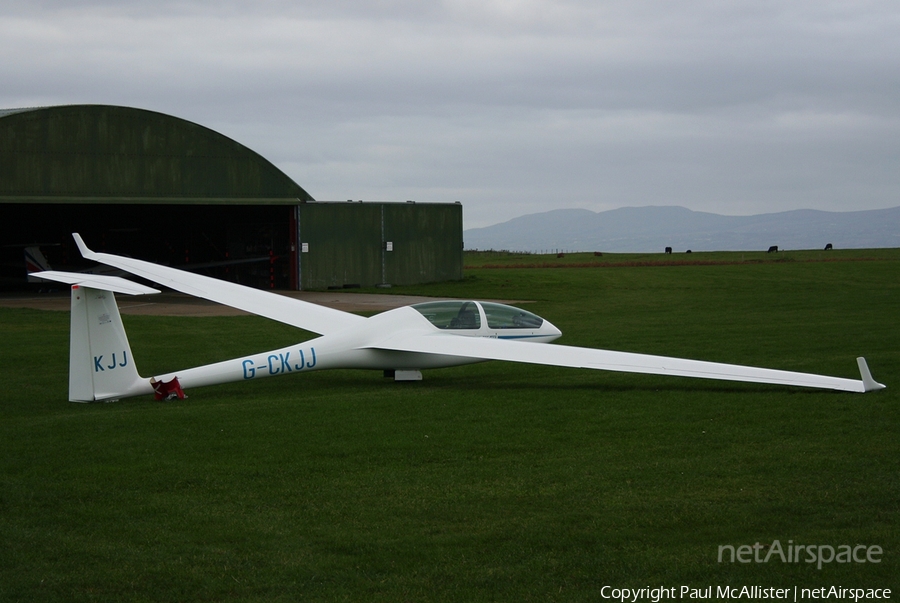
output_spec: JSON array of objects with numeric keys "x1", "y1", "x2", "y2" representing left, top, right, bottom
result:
[{"x1": 0, "y1": 105, "x2": 313, "y2": 204}]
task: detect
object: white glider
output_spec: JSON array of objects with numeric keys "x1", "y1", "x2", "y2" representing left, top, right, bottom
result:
[{"x1": 34, "y1": 234, "x2": 884, "y2": 402}]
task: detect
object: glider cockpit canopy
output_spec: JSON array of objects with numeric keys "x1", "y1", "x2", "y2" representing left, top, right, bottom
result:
[{"x1": 412, "y1": 300, "x2": 545, "y2": 331}]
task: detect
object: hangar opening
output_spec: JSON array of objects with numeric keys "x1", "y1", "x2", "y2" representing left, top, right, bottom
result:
[{"x1": 1, "y1": 105, "x2": 463, "y2": 291}]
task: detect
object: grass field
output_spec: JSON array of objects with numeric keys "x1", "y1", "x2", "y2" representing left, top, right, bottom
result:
[{"x1": 2, "y1": 249, "x2": 898, "y2": 601}]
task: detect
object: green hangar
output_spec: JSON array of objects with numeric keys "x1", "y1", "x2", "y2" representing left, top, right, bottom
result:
[{"x1": 1, "y1": 105, "x2": 463, "y2": 290}]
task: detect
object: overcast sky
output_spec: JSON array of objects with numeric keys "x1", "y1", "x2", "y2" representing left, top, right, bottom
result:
[{"x1": 2, "y1": 0, "x2": 898, "y2": 227}]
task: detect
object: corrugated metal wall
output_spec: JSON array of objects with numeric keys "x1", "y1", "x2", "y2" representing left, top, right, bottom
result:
[
  {"x1": 383, "y1": 203, "x2": 464, "y2": 286},
  {"x1": 297, "y1": 202, "x2": 463, "y2": 289}
]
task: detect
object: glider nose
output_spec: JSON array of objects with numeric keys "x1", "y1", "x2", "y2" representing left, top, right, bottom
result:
[{"x1": 542, "y1": 318, "x2": 563, "y2": 342}]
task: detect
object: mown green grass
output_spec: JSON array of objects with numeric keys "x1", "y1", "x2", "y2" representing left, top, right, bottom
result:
[
  {"x1": 2, "y1": 250, "x2": 898, "y2": 601},
  {"x1": 463, "y1": 247, "x2": 900, "y2": 268}
]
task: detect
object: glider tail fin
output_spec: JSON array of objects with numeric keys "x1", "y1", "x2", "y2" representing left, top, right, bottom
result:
[
  {"x1": 34, "y1": 266, "x2": 199, "y2": 402},
  {"x1": 68, "y1": 284, "x2": 152, "y2": 402},
  {"x1": 31, "y1": 270, "x2": 160, "y2": 402}
]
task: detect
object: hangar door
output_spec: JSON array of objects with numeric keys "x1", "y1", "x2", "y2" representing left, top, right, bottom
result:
[{"x1": 295, "y1": 202, "x2": 463, "y2": 289}]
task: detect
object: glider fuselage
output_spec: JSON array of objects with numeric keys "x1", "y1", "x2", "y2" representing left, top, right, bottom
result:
[{"x1": 156, "y1": 303, "x2": 562, "y2": 390}]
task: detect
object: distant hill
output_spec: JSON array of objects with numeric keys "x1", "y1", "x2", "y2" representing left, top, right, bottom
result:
[{"x1": 464, "y1": 206, "x2": 900, "y2": 253}]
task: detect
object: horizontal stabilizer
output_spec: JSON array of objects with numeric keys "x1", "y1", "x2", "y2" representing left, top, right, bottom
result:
[{"x1": 30, "y1": 270, "x2": 160, "y2": 295}]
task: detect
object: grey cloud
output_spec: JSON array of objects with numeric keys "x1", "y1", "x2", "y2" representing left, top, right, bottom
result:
[{"x1": 2, "y1": 0, "x2": 898, "y2": 227}]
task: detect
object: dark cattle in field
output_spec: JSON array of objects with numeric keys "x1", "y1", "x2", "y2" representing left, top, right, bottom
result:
[
  {"x1": 825, "y1": 243, "x2": 833, "y2": 250},
  {"x1": 767, "y1": 246, "x2": 778, "y2": 253},
  {"x1": 685, "y1": 249, "x2": 692, "y2": 253},
  {"x1": 665, "y1": 247, "x2": 672, "y2": 254}
]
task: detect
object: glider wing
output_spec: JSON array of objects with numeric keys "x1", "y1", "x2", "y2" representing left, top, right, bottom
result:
[
  {"x1": 372, "y1": 332, "x2": 883, "y2": 393},
  {"x1": 71, "y1": 233, "x2": 365, "y2": 335}
]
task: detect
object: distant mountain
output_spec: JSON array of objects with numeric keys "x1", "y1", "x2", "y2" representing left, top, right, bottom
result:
[{"x1": 464, "y1": 206, "x2": 900, "y2": 253}]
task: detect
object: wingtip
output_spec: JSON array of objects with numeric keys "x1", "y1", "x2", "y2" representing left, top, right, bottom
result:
[
  {"x1": 72, "y1": 233, "x2": 92, "y2": 259},
  {"x1": 857, "y1": 357, "x2": 886, "y2": 392}
]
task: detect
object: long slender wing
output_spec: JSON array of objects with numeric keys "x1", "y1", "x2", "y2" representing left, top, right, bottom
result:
[
  {"x1": 72, "y1": 233, "x2": 365, "y2": 335},
  {"x1": 373, "y1": 332, "x2": 884, "y2": 393}
]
